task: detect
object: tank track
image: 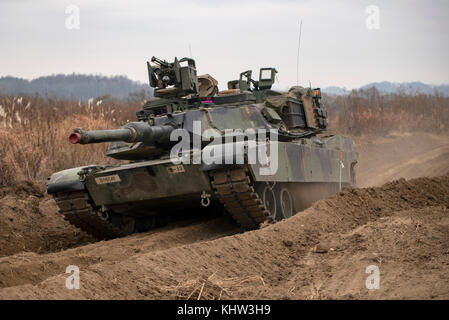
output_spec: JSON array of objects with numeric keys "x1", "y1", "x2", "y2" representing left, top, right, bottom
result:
[
  {"x1": 54, "y1": 167, "x2": 271, "y2": 238},
  {"x1": 210, "y1": 167, "x2": 273, "y2": 229},
  {"x1": 54, "y1": 191, "x2": 125, "y2": 240}
]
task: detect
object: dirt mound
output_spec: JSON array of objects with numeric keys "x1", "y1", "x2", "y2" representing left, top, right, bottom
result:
[
  {"x1": 0, "y1": 173, "x2": 447, "y2": 299},
  {"x1": 0, "y1": 216, "x2": 237, "y2": 289},
  {"x1": 0, "y1": 181, "x2": 43, "y2": 199},
  {"x1": 2, "y1": 132, "x2": 446, "y2": 258},
  {"x1": 0, "y1": 133, "x2": 448, "y2": 299},
  {"x1": 0, "y1": 183, "x2": 94, "y2": 257}
]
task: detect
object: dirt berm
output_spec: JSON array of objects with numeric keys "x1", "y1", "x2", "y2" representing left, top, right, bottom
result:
[
  {"x1": 0, "y1": 182, "x2": 94, "y2": 257},
  {"x1": 0, "y1": 172, "x2": 447, "y2": 299}
]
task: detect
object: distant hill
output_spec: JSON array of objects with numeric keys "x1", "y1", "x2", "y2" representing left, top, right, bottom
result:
[
  {"x1": 0, "y1": 74, "x2": 153, "y2": 101},
  {"x1": 321, "y1": 86, "x2": 350, "y2": 95},
  {"x1": 323, "y1": 81, "x2": 449, "y2": 96},
  {"x1": 1, "y1": 75, "x2": 447, "y2": 99}
]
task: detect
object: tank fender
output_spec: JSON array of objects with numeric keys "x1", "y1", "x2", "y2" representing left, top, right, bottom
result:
[{"x1": 46, "y1": 167, "x2": 87, "y2": 194}]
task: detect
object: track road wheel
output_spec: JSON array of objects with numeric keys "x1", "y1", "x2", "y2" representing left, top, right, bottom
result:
[
  {"x1": 276, "y1": 185, "x2": 295, "y2": 220},
  {"x1": 109, "y1": 213, "x2": 136, "y2": 236},
  {"x1": 135, "y1": 216, "x2": 157, "y2": 232},
  {"x1": 255, "y1": 183, "x2": 277, "y2": 221}
]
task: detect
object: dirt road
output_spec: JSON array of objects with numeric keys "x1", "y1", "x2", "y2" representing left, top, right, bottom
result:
[
  {"x1": 355, "y1": 132, "x2": 449, "y2": 187},
  {"x1": 0, "y1": 133, "x2": 448, "y2": 299}
]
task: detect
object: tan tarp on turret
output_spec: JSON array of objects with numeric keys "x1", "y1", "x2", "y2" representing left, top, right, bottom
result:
[
  {"x1": 265, "y1": 86, "x2": 319, "y2": 129},
  {"x1": 198, "y1": 74, "x2": 218, "y2": 97}
]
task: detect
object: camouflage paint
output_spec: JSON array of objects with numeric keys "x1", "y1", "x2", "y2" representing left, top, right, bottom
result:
[
  {"x1": 47, "y1": 56, "x2": 358, "y2": 227},
  {"x1": 84, "y1": 159, "x2": 212, "y2": 213},
  {"x1": 249, "y1": 136, "x2": 358, "y2": 183}
]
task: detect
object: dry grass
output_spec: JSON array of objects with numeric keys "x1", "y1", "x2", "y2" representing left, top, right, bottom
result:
[
  {"x1": 166, "y1": 272, "x2": 266, "y2": 300},
  {"x1": 1, "y1": 89, "x2": 448, "y2": 186},
  {"x1": 324, "y1": 88, "x2": 449, "y2": 136},
  {"x1": 0, "y1": 95, "x2": 139, "y2": 185}
]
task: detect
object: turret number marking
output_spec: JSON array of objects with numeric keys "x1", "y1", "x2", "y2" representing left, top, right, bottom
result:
[
  {"x1": 95, "y1": 174, "x2": 121, "y2": 184},
  {"x1": 166, "y1": 165, "x2": 185, "y2": 174}
]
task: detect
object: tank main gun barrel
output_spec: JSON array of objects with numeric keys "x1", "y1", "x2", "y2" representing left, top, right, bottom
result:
[{"x1": 69, "y1": 122, "x2": 175, "y2": 145}]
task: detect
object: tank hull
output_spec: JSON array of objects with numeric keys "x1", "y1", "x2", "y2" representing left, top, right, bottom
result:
[
  {"x1": 84, "y1": 159, "x2": 212, "y2": 216},
  {"x1": 47, "y1": 134, "x2": 357, "y2": 239}
]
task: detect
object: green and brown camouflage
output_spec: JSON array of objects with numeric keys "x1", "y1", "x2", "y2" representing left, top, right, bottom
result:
[{"x1": 47, "y1": 56, "x2": 358, "y2": 239}]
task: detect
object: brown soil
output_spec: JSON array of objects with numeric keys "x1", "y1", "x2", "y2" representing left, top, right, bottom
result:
[
  {"x1": 0, "y1": 182, "x2": 94, "y2": 257},
  {"x1": 0, "y1": 133, "x2": 448, "y2": 299}
]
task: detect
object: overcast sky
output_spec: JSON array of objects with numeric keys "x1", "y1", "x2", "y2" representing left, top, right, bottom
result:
[{"x1": 1, "y1": 0, "x2": 448, "y2": 90}]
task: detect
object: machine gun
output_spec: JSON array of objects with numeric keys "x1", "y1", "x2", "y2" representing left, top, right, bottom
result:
[{"x1": 147, "y1": 56, "x2": 199, "y2": 98}]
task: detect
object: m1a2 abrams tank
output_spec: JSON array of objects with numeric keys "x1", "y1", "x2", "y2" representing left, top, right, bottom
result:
[{"x1": 46, "y1": 56, "x2": 358, "y2": 240}]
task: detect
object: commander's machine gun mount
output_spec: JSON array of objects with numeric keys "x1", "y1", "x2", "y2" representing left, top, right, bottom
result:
[
  {"x1": 140, "y1": 56, "x2": 280, "y2": 118},
  {"x1": 147, "y1": 56, "x2": 199, "y2": 98}
]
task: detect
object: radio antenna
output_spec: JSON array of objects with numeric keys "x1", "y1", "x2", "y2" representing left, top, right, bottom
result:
[{"x1": 296, "y1": 20, "x2": 303, "y2": 86}]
